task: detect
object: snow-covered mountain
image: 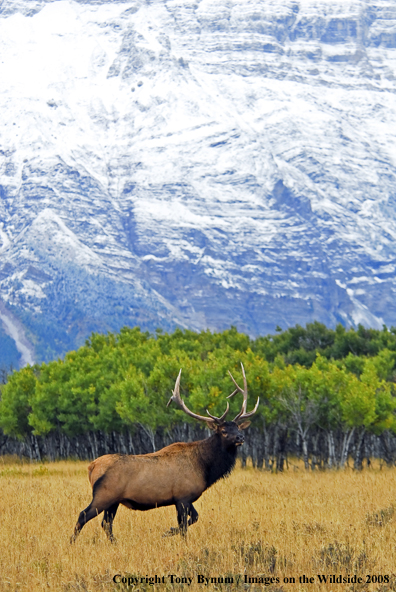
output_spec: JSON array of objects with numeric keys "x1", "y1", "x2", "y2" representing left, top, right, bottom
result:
[{"x1": 1, "y1": 0, "x2": 396, "y2": 367}]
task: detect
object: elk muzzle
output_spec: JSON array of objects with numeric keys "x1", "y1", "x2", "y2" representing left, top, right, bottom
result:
[{"x1": 235, "y1": 433, "x2": 245, "y2": 446}]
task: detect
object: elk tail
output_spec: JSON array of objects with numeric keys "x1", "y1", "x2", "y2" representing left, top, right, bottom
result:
[{"x1": 87, "y1": 460, "x2": 96, "y2": 486}]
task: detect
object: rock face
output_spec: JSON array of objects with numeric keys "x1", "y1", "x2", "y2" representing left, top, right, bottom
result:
[{"x1": 1, "y1": 0, "x2": 396, "y2": 366}]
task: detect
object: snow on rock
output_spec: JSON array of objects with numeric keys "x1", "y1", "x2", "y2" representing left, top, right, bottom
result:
[{"x1": 0, "y1": 0, "x2": 396, "y2": 365}]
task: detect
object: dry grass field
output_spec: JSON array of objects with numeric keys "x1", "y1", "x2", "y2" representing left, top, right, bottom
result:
[{"x1": 1, "y1": 457, "x2": 396, "y2": 592}]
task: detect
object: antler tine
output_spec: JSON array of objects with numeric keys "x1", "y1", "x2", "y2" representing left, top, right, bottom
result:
[
  {"x1": 235, "y1": 396, "x2": 260, "y2": 421},
  {"x1": 167, "y1": 369, "x2": 182, "y2": 407},
  {"x1": 206, "y1": 401, "x2": 229, "y2": 423},
  {"x1": 227, "y1": 370, "x2": 244, "y2": 396},
  {"x1": 167, "y1": 369, "x2": 221, "y2": 424},
  {"x1": 228, "y1": 363, "x2": 248, "y2": 414},
  {"x1": 230, "y1": 363, "x2": 260, "y2": 423},
  {"x1": 227, "y1": 388, "x2": 239, "y2": 399},
  {"x1": 241, "y1": 363, "x2": 248, "y2": 415}
]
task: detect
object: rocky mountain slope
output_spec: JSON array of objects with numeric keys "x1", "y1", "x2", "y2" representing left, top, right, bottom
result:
[{"x1": 1, "y1": 0, "x2": 396, "y2": 367}]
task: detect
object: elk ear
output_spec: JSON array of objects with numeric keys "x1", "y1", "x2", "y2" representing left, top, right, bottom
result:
[
  {"x1": 206, "y1": 421, "x2": 217, "y2": 431},
  {"x1": 238, "y1": 420, "x2": 251, "y2": 430}
]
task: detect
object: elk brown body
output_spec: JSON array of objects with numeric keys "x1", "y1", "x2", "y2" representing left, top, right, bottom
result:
[{"x1": 70, "y1": 365, "x2": 259, "y2": 542}]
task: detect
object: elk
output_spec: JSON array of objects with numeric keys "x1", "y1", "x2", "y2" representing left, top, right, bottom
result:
[{"x1": 70, "y1": 364, "x2": 259, "y2": 542}]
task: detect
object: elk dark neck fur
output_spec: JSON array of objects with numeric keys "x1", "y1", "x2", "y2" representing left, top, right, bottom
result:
[{"x1": 197, "y1": 432, "x2": 238, "y2": 489}]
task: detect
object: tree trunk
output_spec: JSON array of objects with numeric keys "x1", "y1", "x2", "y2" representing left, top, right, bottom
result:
[
  {"x1": 380, "y1": 431, "x2": 395, "y2": 467},
  {"x1": 301, "y1": 433, "x2": 309, "y2": 470},
  {"x1": 340, "y1": 428, "x2": 355, "y2": 469},
  {"x1": 264, "y1": 428, "x2": 271, "y2": 470},
  {"x1": 353, "y1": 429, "x2": 365, "y2": 471},
  {"x1": 276, "y1": 427, "x2": 288, "y2": 472},
  {"x1": 327, "y1": 430, "x2": 336, "y2": 469}
]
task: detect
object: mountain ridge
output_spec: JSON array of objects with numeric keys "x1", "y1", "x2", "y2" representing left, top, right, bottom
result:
[{"x1": 1, "y1": 0, "x2": 396, "y2": 366}]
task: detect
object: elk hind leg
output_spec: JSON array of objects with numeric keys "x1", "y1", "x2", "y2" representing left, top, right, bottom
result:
[
  {"x1": 177, "y1": 501, "x2": 189, "y2": 536},
  {"x1": 163, "y1": 501, "x2": 194, "y2": 538},
  {"x1": 101, "y1": 502, "x2": 119, "y2": 543},
  {"x1": 188, "y1": 504, "x2": 198, "y2": 527}
]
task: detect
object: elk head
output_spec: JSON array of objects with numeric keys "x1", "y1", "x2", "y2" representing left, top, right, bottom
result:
[{"x1": 167, "y1": 363, "x2": 259, "y2": 448}]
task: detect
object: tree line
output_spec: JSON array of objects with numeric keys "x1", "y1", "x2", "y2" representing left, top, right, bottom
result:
[{"x1": 1, "y1": 322, "x2": 396, "y2": 469}]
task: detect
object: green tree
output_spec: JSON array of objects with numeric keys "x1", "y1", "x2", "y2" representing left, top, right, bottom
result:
[{"x1": 0, "y1": 365, "x2": 38, "y2": 438}]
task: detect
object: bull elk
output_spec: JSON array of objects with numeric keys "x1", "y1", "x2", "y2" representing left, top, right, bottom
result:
[{"x1": 70, "y1": 364, "x2": 259, "y2": 542}]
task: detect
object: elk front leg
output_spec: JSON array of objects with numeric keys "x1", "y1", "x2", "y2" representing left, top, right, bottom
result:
[{"x1": 101, "y1": 502, "x2": 119, "y2": 543}]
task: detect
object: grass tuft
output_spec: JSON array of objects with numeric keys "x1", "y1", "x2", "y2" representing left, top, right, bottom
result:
[
  {"x1": 233, "y1": 540, "x2": 277, "y2": 571},
  {"x1": 366, "y1": 506, "x2": 395, "y2": 528},
  {"x1": 315, "y1": 540, "x2": 373, "y2": 573}
]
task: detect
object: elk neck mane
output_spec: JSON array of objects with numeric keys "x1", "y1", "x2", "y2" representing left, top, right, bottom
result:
[{"x1": 195, "y1": 432, "x2": 238, "y2": 489}]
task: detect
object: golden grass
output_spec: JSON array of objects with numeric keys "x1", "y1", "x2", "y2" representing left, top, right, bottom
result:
[{"x1": 1, "y1": 458, "x2": 396, "y2": 591}]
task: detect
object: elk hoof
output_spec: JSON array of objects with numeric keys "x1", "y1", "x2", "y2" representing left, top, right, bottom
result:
[{"x1": 162, "y1": 527, "x2": 180, "y2": 537}]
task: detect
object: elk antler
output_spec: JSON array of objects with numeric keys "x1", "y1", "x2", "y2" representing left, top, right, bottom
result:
[
  {"x1": 167, "y1": 369, "x2": 229, "y2": 424},
  {"x1": 227, "y1": 363, "x2": 260, "y2": 422}
]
